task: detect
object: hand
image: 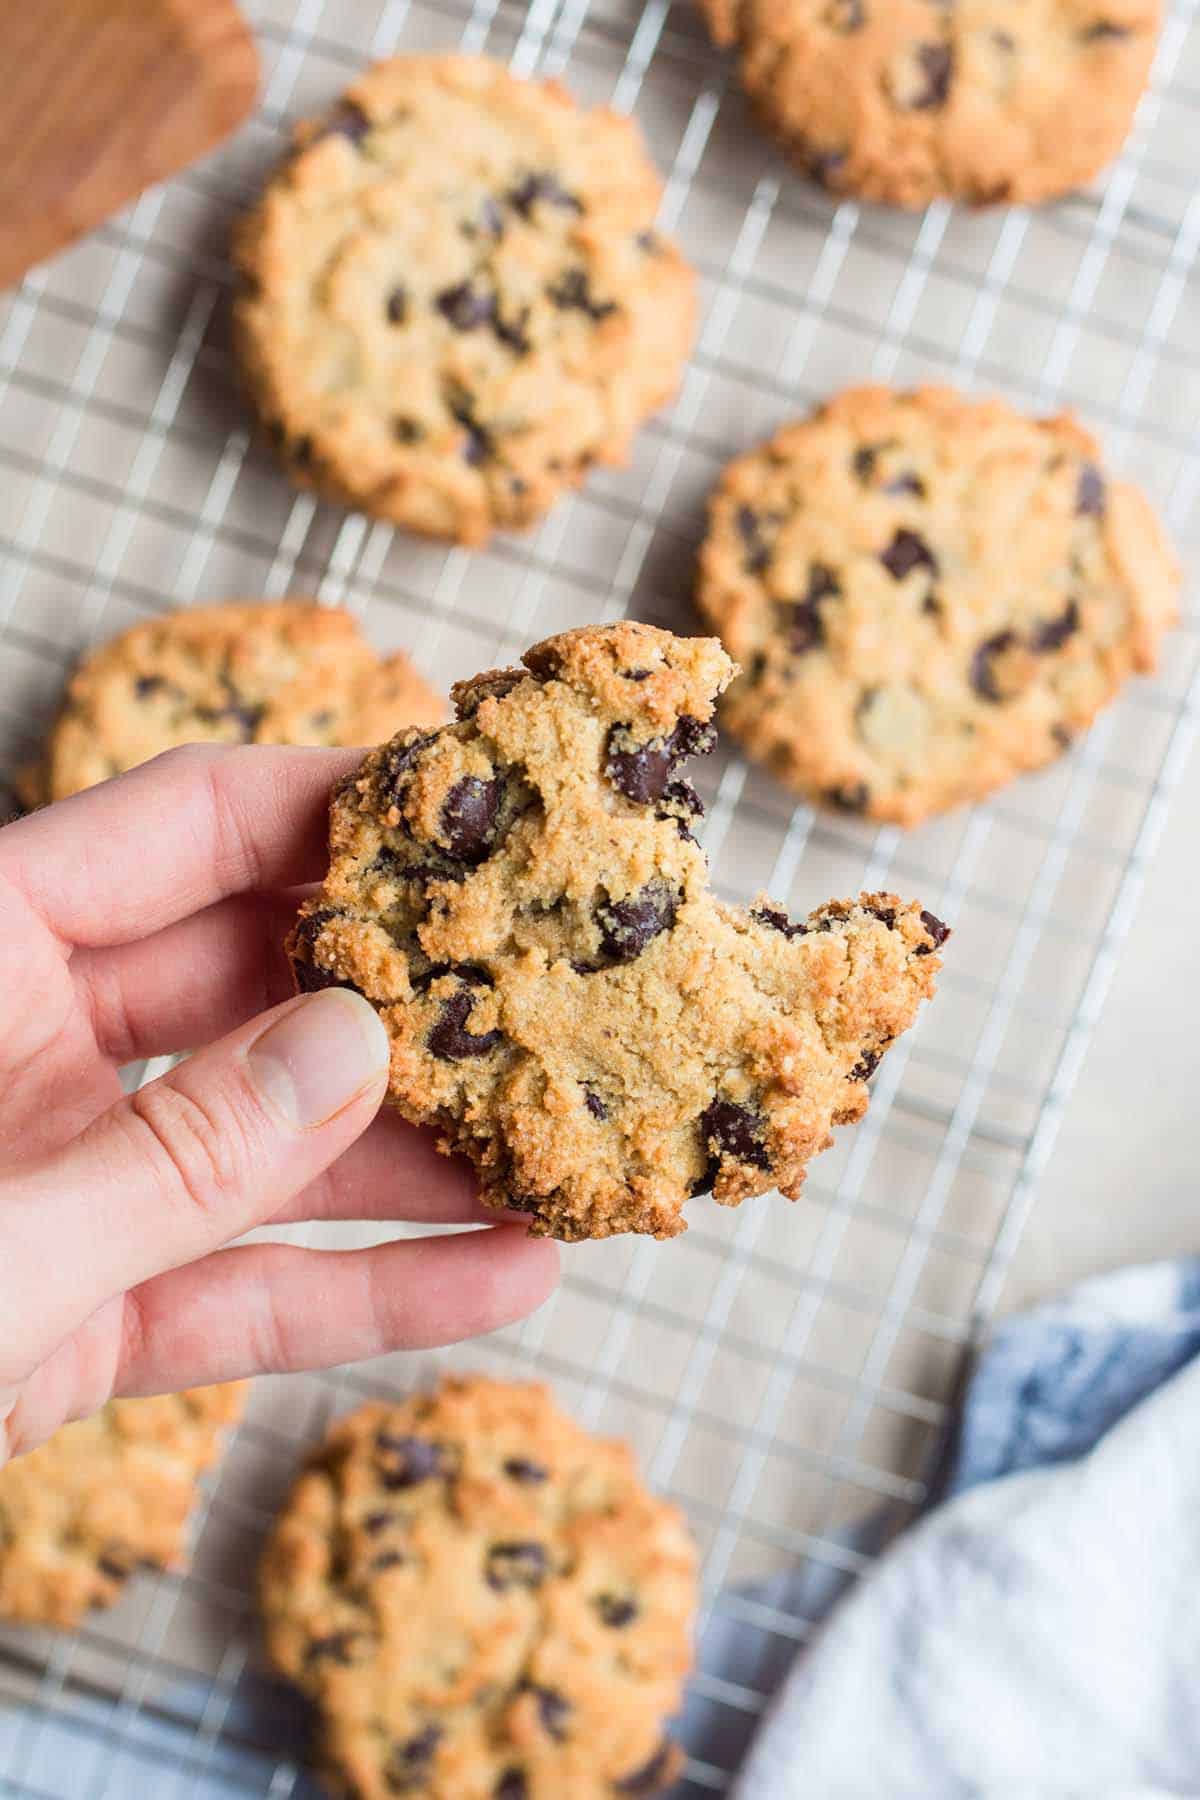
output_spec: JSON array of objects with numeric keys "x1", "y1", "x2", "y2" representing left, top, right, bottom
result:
[{"x1": 0, "y1": 744, "x2": 558, "y2": 1463}]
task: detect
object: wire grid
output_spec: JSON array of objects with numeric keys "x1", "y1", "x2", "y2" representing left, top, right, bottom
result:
[{"x1": 0, "y1": 0, "x2": 1198, "y2": 1792}]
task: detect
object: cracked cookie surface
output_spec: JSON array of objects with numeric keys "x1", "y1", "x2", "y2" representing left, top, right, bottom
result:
[
  {"x1": 0, "y1": 1385, "x2": 247, "y2": 1628},
  {"x1": 234, "y1": 55, "x2": 696, "y2": 544},
  {"x1": 697, "y1": 0, "x2": 1161, "y2": 207},
  {"x1": 25, "y1": 601, "x2": 443, "y2": 805},
  {"x1": 288, "y1": 620, "x2": 944, "y2": 1241},
  {"x1": 697, "y1": 387, "x2": 1179, "y2": 827},
  {"x1": 260, "y1": 1375, "x2": 696, "y2": 1800}
]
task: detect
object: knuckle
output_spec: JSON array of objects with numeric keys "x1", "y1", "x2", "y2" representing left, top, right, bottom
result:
[{"x1": 124, "y1": 1080, "x2": 247, "y2": 1233}]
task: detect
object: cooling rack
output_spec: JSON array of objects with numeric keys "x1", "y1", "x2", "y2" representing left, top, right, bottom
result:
[{"x1": 0, "y1": 0, "x2": 1197, "y2": 1793}]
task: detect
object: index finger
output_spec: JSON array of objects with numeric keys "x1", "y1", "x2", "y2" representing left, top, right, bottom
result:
[{"x1": 0, "y1": 742, "x2": 360, "y2": 948}]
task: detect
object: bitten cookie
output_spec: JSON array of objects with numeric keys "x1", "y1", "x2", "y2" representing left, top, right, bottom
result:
[
  {"x1": 260, "y1": 1375, "x2": 696, "y2": 1800},
  {"x1": 0, "y1": 1384, "x2": 247, "y2": 1628},
  {"x1": 233, "y1": 55, "x2": 696, "y2": 544},
  {"x1": 697, "y1": 0, "x2": 1161, "y2": 207},
  {"x1": 23, "y1": 601, "x2": 443, "y2": 806},
  {"x1": 287, "y1": 621, "x2": 945, "y2": 1241},
  {"x1": 697, "y1": 387, "x2": 1179, "y2": 827}
]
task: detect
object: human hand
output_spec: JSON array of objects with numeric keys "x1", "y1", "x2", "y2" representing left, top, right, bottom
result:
[{"x1": 0, "y1": 744, "x2": 558, "y2": 1463}]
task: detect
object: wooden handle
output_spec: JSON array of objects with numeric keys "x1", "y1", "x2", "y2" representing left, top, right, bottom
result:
[{"x1": 0, "y1": 0, "x2": 259, "y2": 290}]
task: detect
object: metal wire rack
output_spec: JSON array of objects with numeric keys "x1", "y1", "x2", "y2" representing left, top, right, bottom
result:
[{"x1": 0, "y1": 0, "x2": 1197, "y2": 1792}]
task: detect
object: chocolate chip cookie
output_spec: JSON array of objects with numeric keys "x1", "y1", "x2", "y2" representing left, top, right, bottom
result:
[
  {"x1": 23, "y1": 601, "x2": 443, "y2": 806},
  {"x1": 287, "y1": 620, "x2": 945, "y2": 1241},
  {"x1": 697, "y1": 0, "x2": 1161, "y2": 207},
  {"x1": 697, "y1": 388, "x2": 1178, "y2": 826},
  {"x1": 233, "y1": 55, "x2": 696, "y2": 544},
  {"x1": 0, "y1": 1384, "x2": 247, "y2": 1628},
  {"x1": 260, "y1": 1375, "x2": 696, "y2": 1800}
]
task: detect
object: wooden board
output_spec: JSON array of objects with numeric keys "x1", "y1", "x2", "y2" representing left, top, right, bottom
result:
[{"x1": 0, "y1": 0, "x2": 259, "y2": 290}]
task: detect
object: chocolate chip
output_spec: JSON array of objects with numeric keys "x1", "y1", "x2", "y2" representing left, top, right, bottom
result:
[
  {"x1": 850, "y1": 1046, "x2": 882, "y2": 1082},
  {"x1": 807, "y1": 145, "x2": 849, "y2": 187},
  {"x1": 375, "y1": 1433, "x2": 445, "y2": 1489},
  {"x1": 867, "y1": 904, "x2": 896, "y2": 928},
  {"x1": 371, "y1": 1549, "x2": 408, "y2": 1571},
  {"x1": 1052, "y1": 721, "x2": 1074, "y2": 750},
  {"x1": 701, "y1": 1098, "x2": 770, "y2": 1171},
  {"x1": 503, "y1": 1457, "x2": 549, "y2": 1483},
  {"x1": 319, "y1": 101, "x2": 370, "y2": 144},
  {"x1": 595, "y1": 881, "x2": 678, "y2": 964},
  {"x1": 751, "y1": 904, "x2": 807, "y2": 939},
  {"x1": 546, "y1": 268, "x2": 617, "y2": 320},
  {"x1": 908, "y1": 42, "x2": 954, "y2": 109},
  {"x1": 916, "y1": 909, "x2": 950, "y2": 953},
  {"x1": 615, "y1": 1744, "x2": 676, "y2": 1794},
  {"x1": 471, "y1": 196, "x2": 506, "y2": 239},
  {"x1": 1031, "y1": 600, "x2": 1080, "y2": 653},
  {"x1": 486, "y1": 1541, "x2": 548, "y2": 1591},
  {"x1": 384, "y1": 1725, "x2": 442, "y2": 1794},
  {"x1": 1081, "y1": 20, "x2": 1131, "y2": 39},
  {"x1": 98, "y1": 1549, "x2": 135, "y2": 1582},
  {"x1": 595, "y1": 1593, "x2": 638, "y2": 1627},
  {"x1": 523, "y1": 1683, "x2": 570, "y2": 1739},
  {"x1": 506, "y1": 172, "x2": 583, "y2": 217},
  {"x1": 495, "y1": 1774, "x2": 527, "y2": 1800},
  {"x1": 428, "y1": 978, "x2": 504, "y2": 1060},
  {"x1": 853, "y1": 445, "x2": 879, "y2": 482},
  {"x1": 363, "y1": 1510, "x2": 399, "y2": 1534},
  {"x1": 969, "y1": 630, "x2": 1017, "y2": 703},
  {"x1": 381, "y1": 729, "x2": 439, "y2": 805},
  {"x1": 660, "y1": 776, "x2": 704, "y2": 838},
  {"x1": 584, "y1": 1088, "x2": 608, "y2": 1121},
  {"x1": 825, "y1": 782, "x2": 870, "y2": 813},
  {"x1": 1076, "y1": 463, "x2": 1106, "y2": 516},
  {"x1": 604, "y1": 716, "x2": 716, "y2": 805},
  {"x1": 736, "y1": 504, "x2": 771, "y2": 574},
  {"x1": 305, "y1": 1631, "x2": 362, "y2": 1666},
  {"x1": 623, "y1": 666, "x2": 653, "y2": 681},
  {"x1": 445, "y1": 385, "x2": 495, "y2": 466},
  {"x1": 636, "y1": 229, "x2": 662, "y2": 253},
  {"x1": 134, "y1": 675, "x2": 166, "y2": 700},
  {"x1": 393, "y1": 417, "x2": 423, "y2": 444},
  {"x1": 436, "y1": 282, "x2": 495, "y2": 332},
  {"x1": 880, "y1": 528, "x2": 938, "y2": 582},
  {"x1": 440, "y1": 775, "x2": 501, "y2": 862},
  {"x1": 386, "y1": 287, "x2": 408, "y2": 325},
  {"x1": 493, "y1": 307, "x2": 532, "y2": 355},
  {"x1": 787, "y1": 563, "x2": 840, "y2": 652},
  {"x1": 290, "y1": 909, "x2": 358, "y2": 996}
]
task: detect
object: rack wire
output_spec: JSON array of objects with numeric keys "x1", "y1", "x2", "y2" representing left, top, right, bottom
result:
[{"x1": 0, "y1": 0, "x2": 1197, "y2": 1792}]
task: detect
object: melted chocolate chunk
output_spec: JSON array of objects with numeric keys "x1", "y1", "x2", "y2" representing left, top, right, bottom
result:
[
  {"x1": 594, "y1": 881, "x2": 678, "y2": 964},
  {"x1": 523, "y1": 1683, "x2": 570, "y2": 1740},
  {"x1": 907, "y1": 42, "x2": 954, "y2": 109},
  {"x1": 134, "y1": 674, "x2": 167, "y2": 700},
  {"x1": 384, "y1": 1725, "x2": 442, "y2": 1793},
  {"x1": 446, "y1": 387, "x2": 495, "y2": 466},
  {"x1": 825, "y1": 782, "x2": 870, "y2": 813},
  {"x1": 386, "y1": 287, "x2": 408, "y2": 325},
  {"x1": 495, "y1": 1774, "x2": 527, "y2": 1800},
  {"x1": 700, "y1": 1098, "x2": 770, "y2": 1171},
  {"x1": 375, "y1": 1433, "x2": 445, "y2": 1489},
  {"x1": 305, "y1": 1630, "x2": 362, "y2": 1666},
  {"x1": 436, "y1": 281, "x2": 496, "y2": 332},
  {"x1": 1076, "y1": 462, "x2": 1106, "y2": 516},
  {"x1": 546, "y1": 267, "x2": 617, "y2": 320},
  {"x1": 318, "y1": 101, "x2": 370, "y2": 144},
  {"x1": 486, "y1": 1541, "x2": 548, "y2": 1591},
  {"x1": 850, "y1": 1046, "x2": 882, "y2": 1083},
  {"x1": 880, "y1": 528, "x2": 938, "y2": 583},
  {"x1": 584, "y1": 1087, "x2": 608, "y2": 1121},
  {"x1": 969, "y1": 630, "x2": 1017, "y2": 703},
  {"x1": 440, "y1": 775, "x2": 502, "y2": 862},
  {"x1": 595, "y1": 1593, "x2": 638, "y2": 1627},
  {"x1": 428, "y1": 977, "x2": 504, "y2": 1060},
  {"x1": 1031, "y1": 600, "x2": 1080, "y2": 653},
  {"x1": 381, "y1": 730, "x2": 440, "y2": 805},
  {"x1": 506, "y1": 171, "x2": 583, "y2": 217},
  {"x1": 604, "y1": 716, "x2": 716, "y2": 805},
  {"x1": 290, "y1": 909, "x2": 359, "y2": 996},
  {"x1": 788, "y1": 563, "x2": 840, "y2": 652},
  {"x1": 503, "y1": 1456, "x2": 549, "y2": 1483},
  {"x1": 1081, "y1": 19, "x2": 1131, "y2": 39},
  {"x1": 867, "y1": 904, "x2": 896, "y2": 928},
  {"x1": 615, "y1": 1744, "x2": 676, "y2": 1794},
  {"x1": 737, "y1": 504, "x2": 772, "y2": 574},
  {"x1": 751, "y1": 904, "x2": 807, "y2": 939},
  {"x1": 916, "y1": 909, "x2": 950, "y2": 953},
  {"x1": 393, "y1": 417, "x2": 423, "y2": 444}
]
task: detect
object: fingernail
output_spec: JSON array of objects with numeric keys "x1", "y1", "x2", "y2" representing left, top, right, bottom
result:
[{"x1": 246, "y1": 989, "x2": 389, "y2": 1129}]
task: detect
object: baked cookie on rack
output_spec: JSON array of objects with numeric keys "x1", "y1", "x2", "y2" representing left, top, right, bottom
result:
[
  {"x1": 233, "y1": 54, "x2": 696, "y2": 544},
  {"x1": 287, "y1": 620, "x2": 946, "y2": 1242},
  {"x1": 696, "y1": 386, "x2": 1179, "y2": 827},
  {"x1": 697, "y1": 0, "x2": 1162, "y2": 207},
  {"x1": 260, "y1": 1374, "x2": 696, "y2": 1800},
  {"x1": 21, "y1": 600, "x2": 443, "y2": 806},
  {"x1": 0, "y1": 1384, "x2": 247, "y2": 1628}
]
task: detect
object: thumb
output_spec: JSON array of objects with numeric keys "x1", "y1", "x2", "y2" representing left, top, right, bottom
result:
[{"x1": 1, "y1": 988, "x2": 390, "y2": 1378}]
